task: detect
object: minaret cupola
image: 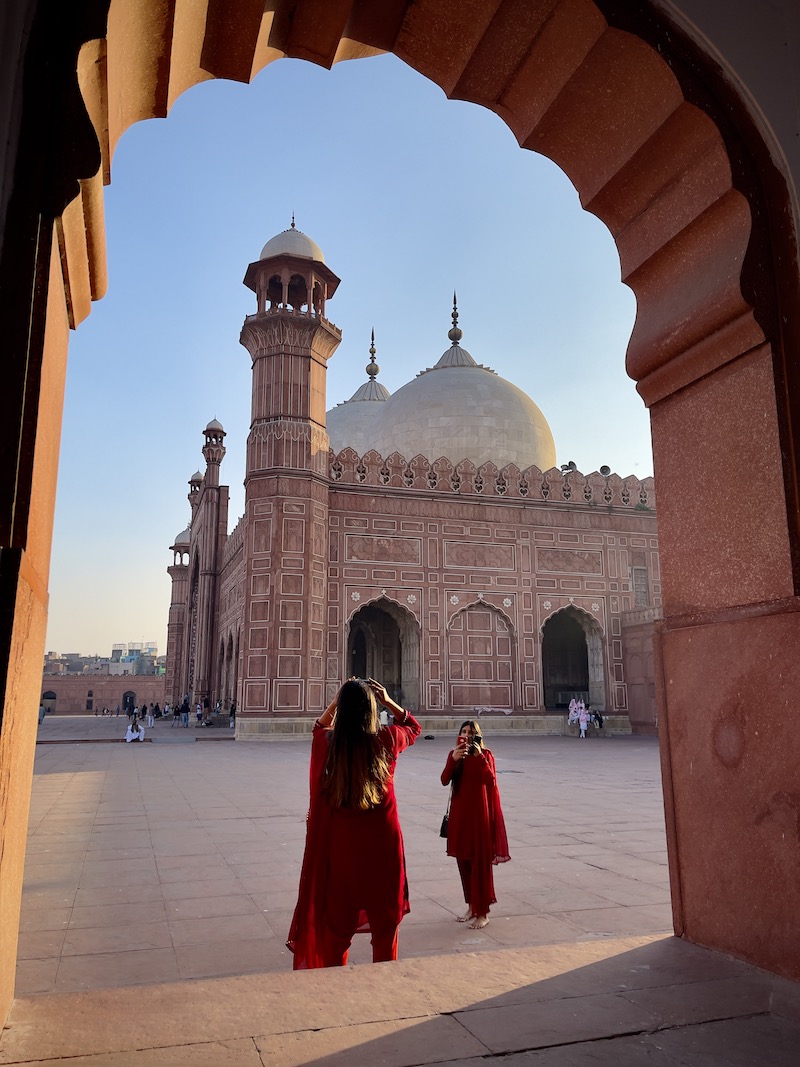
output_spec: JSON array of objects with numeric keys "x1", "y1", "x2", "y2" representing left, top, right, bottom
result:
[
  {"x1": 243, "y1": 216, "x2": 340, "y2": 318},
  {"x1": 202, "y1": 419, "x2": 226, "y2": 487},
  {"x1": 188, "y1": 470, "x2": 203, "y2": 511}
]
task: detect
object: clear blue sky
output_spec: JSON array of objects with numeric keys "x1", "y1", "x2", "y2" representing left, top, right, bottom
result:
[{"x1": 46, "y1": 53, "x2": 651, "y2": 656}]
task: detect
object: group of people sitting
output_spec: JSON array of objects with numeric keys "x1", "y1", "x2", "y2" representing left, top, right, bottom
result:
[
  {"x1": 287, "y1": 678, "x2": 510, "y2": 970},
  {"x1": 567, "y1": 697, "x2": 604, "y2": 738}
]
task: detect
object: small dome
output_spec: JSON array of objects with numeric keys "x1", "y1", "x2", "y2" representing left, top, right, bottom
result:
[
  {"x1": 259, "y1": 223, "x2": 325, "y2": 264},
  {"x1": 205, "y1": 418, "x2": 224, "y2": 434},
  {"x1": 328, "y1": 389, "x2": 390, "y2": 456},
  {"x1": 173, "y1": 528, "x2": 190, "y2": 546},
  {"x1": 189, "y1": 470, "x2": 203, "y2": 485},
  {"x1": 327, "y1": 332, "x2": 391, "y2": 455}
]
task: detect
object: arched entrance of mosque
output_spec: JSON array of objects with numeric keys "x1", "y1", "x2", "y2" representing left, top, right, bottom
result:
[
  {"x1": 541, "y1": 607, "x2": 606, "y2": 710},
  {"x1": 447, "y1": 602, "x2": 516, "y2": 715},
  {"x1": 347, "y1": 599, "x2": 420, "y2": 709},
  {"x1": 122, "y1": 691, "x2": 135, "y2": 714},
  {"x1": 41, "y1": 691, "x2": 56, "y2": 715},
  {"x1": 2, "y1": 0, "x2": 800, "y2": 1024}
]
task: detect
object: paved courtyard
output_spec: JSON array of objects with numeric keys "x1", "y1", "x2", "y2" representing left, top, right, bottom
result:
[
  {"x1": 18, "y1": 716, "x2": 671, "y2": 994},
  {"x1": 3, "y1": 716, "x2": 798, "y2": 1065}
]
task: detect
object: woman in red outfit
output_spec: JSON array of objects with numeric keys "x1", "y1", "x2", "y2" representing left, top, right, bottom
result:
[
  {"x1": 441, "y1": 720, "x2": 510, "y2": 929},
  {"x1": 287, "y1": 678, "x2": 420, "y2": 969}
]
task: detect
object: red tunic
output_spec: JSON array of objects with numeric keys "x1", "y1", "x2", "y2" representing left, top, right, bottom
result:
[
  {"x1": 287, "y1": 715, "x2": 421, "y2": 969},
  {"x1": 441, "y1": 748, "x2": 510, "y2": 914}
]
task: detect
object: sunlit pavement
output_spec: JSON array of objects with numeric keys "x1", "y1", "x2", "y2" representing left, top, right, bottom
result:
[{"x1": 3, "y1": 715, "x2": 798, "y2": 1064}]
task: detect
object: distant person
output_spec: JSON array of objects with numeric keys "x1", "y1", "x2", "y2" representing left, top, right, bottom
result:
[
  {"x1": 115, "y1": 705, "x2": 120, "y2": 717},
  {"x1": 441, "y1": 720, "x2": 510, "y2": 930},
  {"x1": 125, "y1": 719, "x2": 145, "y2": 743},
  {"x1": 287, "y1": 678, "x2": 420, "y2": 969},
  {"x1": 229, "y1": 701, "x2": 236, "y2": 729},
  {"x1": 181, "y1": 699, "x2": 190, "y2": 728},
  {"x1": 196, "y1": 702, "x2": 202, "y2": 725},
  {"x1": 38, "y1": 703, "x2": 46, "y2": 725},
  {"x1": 578, "y1": 702, "x2": 589, "y2": 739}
]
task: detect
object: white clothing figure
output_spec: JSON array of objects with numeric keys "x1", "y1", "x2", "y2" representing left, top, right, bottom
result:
[
  {"x1": 578, "y1": 704, "x2": 589, "y2": 739},
  {"x1": 126, "y1": 722, "x2": 145, "y2": 743}
]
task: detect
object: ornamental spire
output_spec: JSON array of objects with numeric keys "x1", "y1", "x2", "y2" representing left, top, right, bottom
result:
[
  {"x1": 448, "y1": 291, "x2": 463, "y2": 344},
  {"x1": 366, "y1": 329, "x2": 380, "y2": 379}
]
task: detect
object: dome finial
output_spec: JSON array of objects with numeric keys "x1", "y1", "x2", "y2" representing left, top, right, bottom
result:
[
  {"x1": 366, "y1": 328, "x2": 380, "y2": 378},
  {"x1": 448, "y1": 290, "x2": 463, "y2": 344},
  {"x1": 291, "y1": 212, "x2": 296, "y2": 230}
]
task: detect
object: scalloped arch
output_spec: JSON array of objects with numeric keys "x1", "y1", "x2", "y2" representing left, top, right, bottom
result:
[
  {"x1": 540, "y1": 601, "x2": 605, "y2": 638},
  {"x1": 448, "y1": 597, "x2": 515, "y2": 634},
  {"x1": 64, "y1": 0, "x2": 769, "y2": 409}
]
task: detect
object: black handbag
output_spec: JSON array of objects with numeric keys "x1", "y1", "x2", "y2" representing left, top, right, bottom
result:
[{"x1": 439, "y1": 787, "x2": 452, "y2": 838}]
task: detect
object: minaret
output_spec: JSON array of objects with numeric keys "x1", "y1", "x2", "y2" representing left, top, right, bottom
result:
[
  {"x1": 239, "y1": 221, "x2": 342, "y2": 728},
  {"x1": 165, "y1": 528, "x2": 190, "y2": 704},
  {"x1": 189, "y1": 420, "x2": 229, "y2": 704}
]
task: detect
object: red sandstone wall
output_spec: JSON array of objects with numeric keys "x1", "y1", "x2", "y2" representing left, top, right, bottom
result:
[{"x1": 39, "y1": 675, "x2": 166, "y2": 714}]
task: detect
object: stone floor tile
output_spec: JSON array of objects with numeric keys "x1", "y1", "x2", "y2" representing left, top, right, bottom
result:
[
  {"x1": 478, "y1": 913, "x2": 588, "y2": 947},
  {"x1": 164, "y1": 893, "x2": 260, "y2": 920},
  {"x1": 68, "y1": 901, "x2": 167, "y2": 930},
  {"x1": 53, "y1": 946, "x2": 182, "y2": 993},
  {"x1": 622, "y1": 974, "x2": 772, "y2": 1025},
  {"x1": 15, "y1": 929, "x2": 67, "y2": 960},
  {"x1": 157, "y1": 862, "x2": 233, "y2": 884},
  {"x1": 73, "y1": 883, "x2": 164, "y2": 908},
  {"x1": 253, "y1": 1014, "x2": 487, "y2": 1067},
  {"x1": 159, "y1": 876, "x2": 246, "y2": 901},
  {"x1": 78, "y1": 866, "x2": 160, "y2": 890},
  {"x1": 18, "y1": 907, "x2": 71, "y2": 932},
  {"x1": 62, "y1": 921, "x2": 173, "y2": 956},
  {"x1": 13, "y1": 956, "x2": 58, "y2": 996},
  {"x1": 771, "y1": 974, "x2": 800, "y2": 1022},
  {"x1": 176, "y1": 935, "x2": 292, "y2": 979},
  {"x1": 6, "y1": 1037, "x2": 266, "y2": 1066},
  {"x1": 650, "y1": 1014, "x2": 800, "y2": 1066},
  {"x1": 168, "y1": 911, "x2": 275, "y2": 948},
  {"x1": 155, "y1": 851, "x2": 228, "y2": 871},
  {"x1": 454, "y1": 991, "x2": 661, "y2": 1054},
  {"x1": 559, "y1": 904, "x2": 671, "y2": 936}
]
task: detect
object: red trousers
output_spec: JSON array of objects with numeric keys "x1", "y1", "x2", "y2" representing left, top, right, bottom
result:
[{"x1": 319, "y1": 922, "x2": 399, "y2": 967}]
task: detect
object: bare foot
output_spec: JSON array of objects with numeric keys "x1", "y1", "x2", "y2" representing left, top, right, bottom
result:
[
  {"x1": 469, "y1": 915, "x2": 489, "y2": 929},
  {"x1": 457, "y1": 909, "x2": 475, "y2": 923}
]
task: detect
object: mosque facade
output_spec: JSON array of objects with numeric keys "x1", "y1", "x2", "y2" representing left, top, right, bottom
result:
[{"x1": 165, "y1": 224, "x2": 660, "y2": 738}]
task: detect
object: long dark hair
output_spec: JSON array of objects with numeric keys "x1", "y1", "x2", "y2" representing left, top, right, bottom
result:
[
  {"x1": 323, "y1": 680, "x2": 392, "y2": 809},
  {"x1": 450, "y1": 719, "x2": 484, "y2": 792}
]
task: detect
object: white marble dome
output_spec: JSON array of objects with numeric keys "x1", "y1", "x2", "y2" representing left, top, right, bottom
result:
[
  {"x1": 259, "y1": 223, "x2": 325, "y2": 263},
  {"x1": 327, "y1": 344, "x2": 391, "y2": 455},
  {"x1": 363, "y1": 337, "x2": 556, "y2": 471}
]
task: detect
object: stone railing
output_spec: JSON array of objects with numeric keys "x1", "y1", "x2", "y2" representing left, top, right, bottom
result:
[{"x1": 329, "y1": 448, "x2": 656, "y2": 510}]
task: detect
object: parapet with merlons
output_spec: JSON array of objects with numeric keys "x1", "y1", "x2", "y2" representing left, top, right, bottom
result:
[{"x1": 328, "y1": 448, "x2": 655, "y2": 511}]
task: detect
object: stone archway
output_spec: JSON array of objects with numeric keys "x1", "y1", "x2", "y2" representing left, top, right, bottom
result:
[
  {"x1": 541, "y1": 606, "x2": 606, "y2": 711},
  {"x1": 2, "y1": 0, "x2": 800, "y2": 1023},
  {"x1": 347, "y1": 598, "x2": 420, "y2": 710}
]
